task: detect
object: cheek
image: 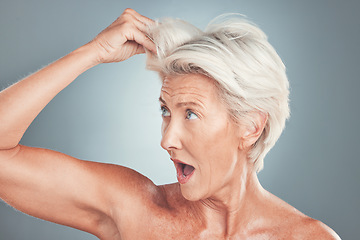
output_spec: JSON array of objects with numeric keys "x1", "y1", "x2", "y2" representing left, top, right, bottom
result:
[
  {"x1": 184, "y1": 125, "x2": 211, "y2": 157},
  {"x1": 191, "y1": 120, "x2": 238, "y2": 152},
  {"x1": 193, "y1": 122, "x2": 239, "y2": 172}
]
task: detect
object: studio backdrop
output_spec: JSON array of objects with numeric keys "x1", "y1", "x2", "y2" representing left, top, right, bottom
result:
[{"x1": 0, "y1": 0, "x2": 359, "y2": 239}]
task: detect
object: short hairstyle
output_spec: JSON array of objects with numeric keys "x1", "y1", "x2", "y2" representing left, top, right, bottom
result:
[{"x1": 146, "y1": 14, "x2": 290, "y2": 172}]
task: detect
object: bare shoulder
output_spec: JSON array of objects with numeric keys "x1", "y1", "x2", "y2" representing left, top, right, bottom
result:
[
  {"x1": 264, "y1": 193, "x2": 340, "y2": 240},
  {"x1": 293, "y1": 217, "x2": 341, "y2": 240},
  {"x1": 277, "y1": 207, "x2": 341, "y2": 239}
]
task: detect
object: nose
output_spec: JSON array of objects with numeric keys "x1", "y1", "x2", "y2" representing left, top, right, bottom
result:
[{"x1": 160, "y1": 120, "x2": 182, "y2": 151}]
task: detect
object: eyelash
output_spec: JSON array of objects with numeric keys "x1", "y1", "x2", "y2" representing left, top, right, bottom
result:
[
  {"x1": 160, "y1": 106, "x2": 199, "y2": 120},
  {"x1": 185, "y1": 110, "x2": 198, "y2": 120},
  {"x1": 160, "y1": 106, "x2": 170, "y2": 117}
]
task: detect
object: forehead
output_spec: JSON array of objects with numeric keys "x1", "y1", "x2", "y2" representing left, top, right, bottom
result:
[{"x1": 160, "y1": 74, "x2": 218, "y2": 101}]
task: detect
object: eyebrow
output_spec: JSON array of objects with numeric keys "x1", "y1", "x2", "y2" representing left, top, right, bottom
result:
[
  {"x1": 158, "y1": 96, "x2": 166, "y2": 104},
  {"x1": 158, "y1": 96, "x2": 205, "y2": 109}
]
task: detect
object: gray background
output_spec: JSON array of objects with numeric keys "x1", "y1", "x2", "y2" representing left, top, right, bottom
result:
[{"x1": 0, "y1": 0, "x2": 359, "y2": 239}]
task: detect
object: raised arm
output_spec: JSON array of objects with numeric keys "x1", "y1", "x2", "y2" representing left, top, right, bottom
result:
[
  {"x1": 0, "y1": 8, "x2": 156, "y2": 149},
  {"x1": 0, "y1": 9, "x2": 158, "y2": 239}
]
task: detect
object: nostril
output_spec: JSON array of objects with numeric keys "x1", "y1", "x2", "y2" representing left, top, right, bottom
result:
[
  {"x1": 160, "y1": 138, "x2": 174, "y2": 151},
  {"x1": 160, "y1": 139, "x2": 178, "y2": 151}
]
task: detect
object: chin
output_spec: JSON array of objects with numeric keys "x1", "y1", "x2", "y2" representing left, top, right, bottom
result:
[
  {"x1": 179, "y1": 183, "x2": 209, "y2": 202},
  {"x1": 179, "y1": 184, "x2": 201, "y2": 201}
]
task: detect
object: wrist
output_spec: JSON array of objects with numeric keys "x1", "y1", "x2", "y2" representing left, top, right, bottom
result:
[{"x1": 69, "y1": 43, "x2": 102, "y2": 70}]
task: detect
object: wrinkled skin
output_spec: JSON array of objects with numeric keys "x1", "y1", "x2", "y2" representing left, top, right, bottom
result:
[
  {"x1": 159, "y1": 74, "x2": 244, "y2": 202},
  {"x1": 0, "y1": 8, "x2": 340, "y2": 240}
]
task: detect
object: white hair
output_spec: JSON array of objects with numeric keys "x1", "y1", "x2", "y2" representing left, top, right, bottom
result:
[{"x1": 146, "y1": 14, "x2": 290, "y2": 172}]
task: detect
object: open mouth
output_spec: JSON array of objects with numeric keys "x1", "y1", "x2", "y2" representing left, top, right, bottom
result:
[
  {"x1": 172, "y1": 159, "x2": 195, "y2": 184},
  {"x1": 180, "y1": 163, "x2": 195, "y2": 177}
]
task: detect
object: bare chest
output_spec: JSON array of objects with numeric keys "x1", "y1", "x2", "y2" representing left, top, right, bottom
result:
[
  {"x1": 116, "y1": 213, "x2": 285, "y2": 240},
  {"x1": 117, "y1": 210, "x2": 202, "y2": 240}
]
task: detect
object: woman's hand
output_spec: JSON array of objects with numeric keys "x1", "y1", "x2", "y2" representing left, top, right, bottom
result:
[
  {"x1": 0, "y1": 9, "x2": 160, "y2": 238},
  {"x1": 88, "y1": 8, "x2": 156, "y2": 64},
  {"x1": 0, "y1": 8, "x2": 155, "y2": 149}
]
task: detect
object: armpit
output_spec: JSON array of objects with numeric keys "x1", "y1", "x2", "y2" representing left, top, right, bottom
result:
[{"x1": 0, "y1": 144, "x2": 21, "y2": 161}]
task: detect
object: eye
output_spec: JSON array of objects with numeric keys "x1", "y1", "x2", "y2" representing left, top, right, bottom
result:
[
  {"x1": 186, "y1": 110, "x2": 199, "y2": 120},
  {"x1": 160, "y1": 106, "x2": 170, "y2": 117}
]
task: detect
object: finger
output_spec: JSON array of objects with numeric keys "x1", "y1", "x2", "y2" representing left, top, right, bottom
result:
[
  {"x1": 118, "y1": 9, "x2": 154, "y2": 38},
  {"x1": 124, "y1": 10, "x2": 155, "y2": 39},
  {"x1": 123, "y1": 8, "x2": 154, "y2": 26},
  {"x1": 129, "y1": 17, "x2": 156, "y2": 54},
  {"x1": 134, "y1": 45, "x2": 145, "y2": 55},
  {"x1": 126, "y1": 28, "x2": 157, "y2": 54},
  {"x1": 124, "y1": 41, "x2": 145, "y2": 56},
  {"x1": 133, "y1": 12, "x2": 154, "y2": 26},
  {"x1": 132, "y1": 18, "x2": 151, "y2": 34}
]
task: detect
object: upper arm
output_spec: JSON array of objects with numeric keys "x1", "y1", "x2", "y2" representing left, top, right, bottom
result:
[{"x1": 0, "y1": 145, "x2": 163, "y2": 238}]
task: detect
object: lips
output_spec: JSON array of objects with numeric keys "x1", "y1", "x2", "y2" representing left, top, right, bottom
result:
[{"x1": 171, "y1": 158, "x2": 195, "y2": 184}]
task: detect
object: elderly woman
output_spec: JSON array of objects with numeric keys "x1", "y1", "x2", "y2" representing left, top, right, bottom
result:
[{"x1": 0, "y1": 9, "x2": 339, "y2": 240}]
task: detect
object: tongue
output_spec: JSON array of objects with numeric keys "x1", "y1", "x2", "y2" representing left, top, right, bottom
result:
[{"x1": 183, "y1": 164, "x2": 195, "y2": 176}]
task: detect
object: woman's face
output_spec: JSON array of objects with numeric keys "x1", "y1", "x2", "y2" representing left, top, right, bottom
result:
[{"x1": 160, "y1": 74, "x2": 245, "y2": 201}]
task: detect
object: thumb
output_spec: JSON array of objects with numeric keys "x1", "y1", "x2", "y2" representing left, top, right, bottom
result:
[{"x1": 134, "y1": 44, "x2": 145, "y2": 55}]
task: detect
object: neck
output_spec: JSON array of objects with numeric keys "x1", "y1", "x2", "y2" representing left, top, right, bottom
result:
[{"x1": 196, "y1": 156, "x2": 267, "y2": 237}]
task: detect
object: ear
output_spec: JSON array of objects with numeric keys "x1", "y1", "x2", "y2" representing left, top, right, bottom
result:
[{"x1": 239, "y1": 111, "x2": 268, "y2": 150}]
